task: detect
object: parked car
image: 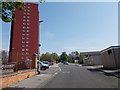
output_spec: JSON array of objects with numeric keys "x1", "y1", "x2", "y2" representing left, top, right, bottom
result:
[
  {"x1": 37, "y1": 60, "x2": 49, "y2": 70},
  {"x1": 63, "y1": 61, "x2": 69, "y2": 65},
  {"x1": 2, "y1": 62, "x2": 16, "y2": 70},
  {"x1": 43, "y1": 61, "x2": 50, "y2": 66}
]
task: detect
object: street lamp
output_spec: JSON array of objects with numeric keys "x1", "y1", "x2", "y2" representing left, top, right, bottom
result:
[
  {"x1": 39, "y1": 20, "x2": 44, "y2": 23},
  {"x1": 39, "y1": 20, "x2": 43, "y2": 60},
  {"x1": 39, "y1": 44, "x2": 41, "y2": 47}
]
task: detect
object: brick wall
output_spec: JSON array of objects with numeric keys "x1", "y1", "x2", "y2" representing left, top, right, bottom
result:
[{"x1": 0, "y1": 69, "x2": 36, "y2": 88}]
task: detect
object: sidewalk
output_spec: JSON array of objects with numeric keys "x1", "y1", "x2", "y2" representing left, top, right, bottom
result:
[
  {"x1": 84, "y1": 65, "x2": 120, "y2": 78},
  {"x1": 3, "y1": 64, "x2": 61, "y2": 89}
]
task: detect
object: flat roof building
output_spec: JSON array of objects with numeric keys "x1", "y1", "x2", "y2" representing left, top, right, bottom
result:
[
  {"x1": 80, "y1": 51, "x2": 102, "y2": 66},
  {"x1": 9, "y1": 3, "x2": 39, "y2": 63},
  {"x1": 101, "y1": 46, "x2": 120, "y2": 69}
]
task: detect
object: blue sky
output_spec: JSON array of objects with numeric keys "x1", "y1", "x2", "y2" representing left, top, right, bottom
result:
[{"x1": 2, "y1": 2, "x2": 118, "y2": 55}]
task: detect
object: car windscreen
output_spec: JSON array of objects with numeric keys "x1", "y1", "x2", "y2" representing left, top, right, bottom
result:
[{"x1": 40, "y1": 61, "x2": 44, "y2": 65}]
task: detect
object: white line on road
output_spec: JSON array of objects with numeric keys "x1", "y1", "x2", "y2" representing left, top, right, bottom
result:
[{"x1": 62, "y1": 71, "x2": 70, "y2": 74}]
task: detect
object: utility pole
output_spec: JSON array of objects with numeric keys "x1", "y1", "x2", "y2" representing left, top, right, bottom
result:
[{"x1": 51, "y1": 56, "x2": 52, "y2": 65}]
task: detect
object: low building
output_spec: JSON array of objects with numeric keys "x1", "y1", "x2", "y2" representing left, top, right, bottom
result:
[
  {"x1": 101, "y1": 46, "x2": 120, "y2": 69},
  {"x1": 80, "y1": 51, "x2": 102, "y2": 66},
  {"x1": 74, "y1": 60, "x2": 79, "y2": 63}
]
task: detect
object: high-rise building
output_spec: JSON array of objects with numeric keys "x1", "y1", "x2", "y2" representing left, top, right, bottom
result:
[{"x1": 9, "y1": 3, "x2": 39, "y2": 63}]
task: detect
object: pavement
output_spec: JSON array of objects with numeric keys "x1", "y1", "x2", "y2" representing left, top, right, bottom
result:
[
  {"x1": 3, "y1": 64, "x2": 61, "y2": 89},
  {"x1": 84, "y1": 65, "x2": 120, "y2": 78},
  {"x1": 1, "y1": 69, "x2": 14, "y2": 75}
]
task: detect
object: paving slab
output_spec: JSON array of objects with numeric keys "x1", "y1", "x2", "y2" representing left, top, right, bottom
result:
[{"x1": 2, "y1": 64, "x2": 61, "y2": 89}]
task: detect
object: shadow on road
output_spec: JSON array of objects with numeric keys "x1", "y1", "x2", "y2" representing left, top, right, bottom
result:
[
  {"x1": 103, "y1": 72, "x2": 120, "y2": 78},
  {"x1": 87, "y1": 68, "x2": 103, "y2": 72},
  {"x1": 2, "y1": 87, "x2": 24, "y2": 90},
  {"x1": 87, "y1": 67, "x2": 120, "y2": 78}
]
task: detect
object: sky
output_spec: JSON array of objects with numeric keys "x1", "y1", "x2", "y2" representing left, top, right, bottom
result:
[{"x1": 2, "y1": 2, "x2": 118, "y2": 55}]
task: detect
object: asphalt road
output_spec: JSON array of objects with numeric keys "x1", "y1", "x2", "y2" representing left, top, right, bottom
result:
[{"x1": 42, "y1": 64, "x2": 119, "y2": 88}]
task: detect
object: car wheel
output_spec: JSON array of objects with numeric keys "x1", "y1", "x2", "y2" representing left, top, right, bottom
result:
[{"x1": 41, "y1": 66, "x2": 46, "y2": 70}]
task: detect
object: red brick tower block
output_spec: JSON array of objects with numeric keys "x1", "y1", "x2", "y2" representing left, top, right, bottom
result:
[{"x1": 9, "y1": 3, "x2": 39, "y2": 64}]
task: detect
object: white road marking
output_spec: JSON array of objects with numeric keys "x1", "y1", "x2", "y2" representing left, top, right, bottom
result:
[{"x1": 62, "y1": 71, "x2": 70, "y2": 73}]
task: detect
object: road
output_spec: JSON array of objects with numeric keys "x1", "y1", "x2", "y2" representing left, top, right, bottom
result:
[{"x1": 42, "y1": 64, "x2": 119, "y2": 88}]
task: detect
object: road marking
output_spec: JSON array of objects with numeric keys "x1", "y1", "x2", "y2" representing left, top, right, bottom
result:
[
  {"x1": 59, "y1": 67, "x2": 62, "y2": 72},
  {"x1": 54, "y1": 72, "x2": 58, "y2": 75},
  {"x1": 62, "y1": 71, "x2": 70, "y2": 73}
]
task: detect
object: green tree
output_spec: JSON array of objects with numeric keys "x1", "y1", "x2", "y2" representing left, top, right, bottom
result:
[
  {"x1": 70, "y1": 51, "x2": 80, "y2": 62},
  {"x1": 40, "y1": 52, "x2": 51, "y2": 62},
  {"x1": 67, "y1": 55, "x2": 72, "y2": 62},
  {"x1": 1, "y1": 2, "x2": 24, "y2": 22},
  {"x1": 71, "y1": 51, "x2": 79, "y2": 56},
  {"x1": 79, "y1": 54, "x2": 83, "y2": 64},
  {"x1": 56, "y1": 56, "x2": 60, "y2": 62},
  {"x1": 1, "y1": 50, "x2": 8, "y2": 64},
  {"x1": 60, "y1": 52, "x2": 68, "y2": 62},
  {"x1": 51, "y1": 53, "x2": 59, "y2": 61},
  {"x1": 40, "y1": 52, "x2": 59, "y2": 62},
  {"x1": 1, "y1": 0, "x2": 45, "y2": 22},
  {"x1": 75, "y1": 51, "x2": 79, "y2": 55}
]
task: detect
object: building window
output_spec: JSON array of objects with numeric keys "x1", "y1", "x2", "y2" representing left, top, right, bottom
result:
[
  {"x1": 26, "y1": 41, "x2": 29, "y2": 43},
  {"x1": 27, "y1": 23, "x2": 30, "y2": 25},
  {"x1": 26, "y1": 37, "x2": 29, "y2": 39},
  {"x1": 108, "y1": 49, "x2": 112, "y2": 54},
  {"x1": 27, "y1": 26, "x2": 29, "y2": 29},
  {"x1": 23, "y1": 26, "x2": 25, "y2": 28},
  {"x1": 26, "y1": 53, "x2": 29, "y2": 55},
  {"x1": 27, "y1": 16, "x2": 30, "y2": 18},
  {"x1": 27, "y1": 20, "x2": 30, "y2": 22},
  {"x1": 22, "y1": 37, "x2": 25, "y2": 39},
  {"x1": 26, "y1": 34, "x2": 29, "y2": 36},
  {"x1": 27, "y1": 30, "x2": 29, "y2": 32},
  {"x1": 26, "y1": 57, "x2": 28, "y2": 59},
  {"x1": 28, "y1": 3, "x2": 30, "y2": 5},
  {"x1": 23, "y1": 23, "x2": 26, "y2": 25},
  {"x1": 24, "y1": 9, "x2": 26, "y2": 11},
  {"x1": 28, "y1": 7, "x2": 30, "y2": 8},
  {"x1": 24, "y1": 3, "x2": 26, "y2": 5},
  {"x1": 22, "y1": 53, "x2": 24, "y2": 55},
  {"x1": 26, "y1": 45, "x2": 29, "y2": 47},
  {"x1": 26, "y1": 49, "x2": 29, "y2": 51},
  {"x1": 23, "y1": 19, "x2": 26, "y2": 21},
  {"x1": 21, "y1": 57, "x2": 24, "y2": 59},
  {"x1": 23, "y1": 16, "x2": 26, "y2": 18},
  {"x1": 22, "y1": 34, "x2": 25, "y2": 36},
  {"x1": 22, "y1": 45, "x2": 25, "y2": 47},
  {"x1": 27, "y1": 13, "x2": 30, "y2": 15},
  {"x1": 22, "y1": 30, "x2": 26, "y2": 32},
  {"x1": 22, "y1": 49, "x2": 25, "y2": 51},
  {"x1": 24, "y1": 13, "x2": 26, "y2": 14},
  {"x1": 22, "y1": 41, "x2": 25, "y2": 43},
  {"x1": 24, "y1": 6, "x2": 26, "y2": 8},
  {"x1": 28, "y1": 10, "x2": 30, "y2": 12}
]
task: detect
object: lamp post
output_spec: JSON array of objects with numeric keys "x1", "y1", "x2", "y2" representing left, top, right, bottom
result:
[
  {"x1": 38, "y1": 44, "x2": 41, "y2": 60},
  {"x1": 39, "y1": 20, "x2": 43, "y2": 60},
  {"x1": 39, "y1": 20, "x2": 43, "y2": 23}
]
